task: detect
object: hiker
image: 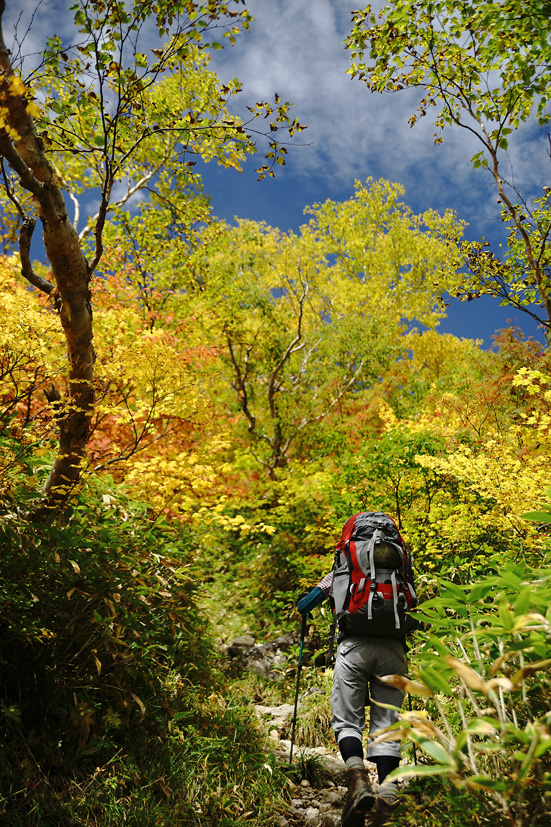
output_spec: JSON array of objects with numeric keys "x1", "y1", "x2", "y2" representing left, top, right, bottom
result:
[{"x1": 297, "y1": 512, "x2": 418, "y2": 827}]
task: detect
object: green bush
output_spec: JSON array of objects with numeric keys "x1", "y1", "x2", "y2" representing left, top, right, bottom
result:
[
  {"x1": 0, "y1": 478, "x2": 285, "y2": 825},
  {"x1": 379, "y1": 559, "x2": 551, "y2": 827}
]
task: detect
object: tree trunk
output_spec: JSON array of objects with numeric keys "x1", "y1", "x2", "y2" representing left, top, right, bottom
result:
[{"x1": 0, "y1": 0, "x2": 95, "y2": 513}]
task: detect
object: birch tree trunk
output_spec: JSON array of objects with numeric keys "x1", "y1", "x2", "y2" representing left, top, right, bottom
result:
[{"x1": 0, "y1": 0, "x2": 94, "y2": 513}]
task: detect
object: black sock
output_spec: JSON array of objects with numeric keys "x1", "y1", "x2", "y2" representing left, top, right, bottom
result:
[
  {"x1": 372, "y1": 755, "x2": 400, "y2": 784},
  {"x1": 339, "y1": 737, "x2": 364, "y2": 762}
]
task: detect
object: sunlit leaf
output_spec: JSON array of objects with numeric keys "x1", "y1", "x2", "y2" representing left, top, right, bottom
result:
[
  {"x1": 379, "y1": 674, "x2": 433, "y2": 697},
  {"x1": 418, "y1": 738, "x2": 456, "y2": 766},
  {"x1": 444, "y1": 656, "x2": 486, "y2": 692}
]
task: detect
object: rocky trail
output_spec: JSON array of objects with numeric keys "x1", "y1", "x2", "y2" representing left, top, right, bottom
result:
[
  {"x1": 226, "y1": 634, "x2": 407, "y2": 827},
  {"x1": 257, "y1": 706, "x2": 392, "y2": 827}
]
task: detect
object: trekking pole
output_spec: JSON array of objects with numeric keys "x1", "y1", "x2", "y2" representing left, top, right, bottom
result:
[
  {"x1": 408, "y1": 693, "x2": 418, "y2": 765},
  {"x1": 289, "y1": 613, "x2": 308, "y2": 765}
]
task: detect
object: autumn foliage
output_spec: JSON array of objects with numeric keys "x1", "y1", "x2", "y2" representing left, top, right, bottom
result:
[{"x1": 1, "y1": 2, "x2": 551, "y2": 825}]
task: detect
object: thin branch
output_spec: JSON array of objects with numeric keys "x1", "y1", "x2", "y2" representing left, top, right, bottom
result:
[
  {"x1": 1, "y1": 156, "x2": 24, "y2": 218},
  {"x1": 295, "y1": 358, "x2": 366, "y2": 432},
  {"x1": 272, "y1": 357, "x2": 367, "y2": 464},
  {"x1": 78, "y1": 158, "x2": 166, "y2": 243},
  {"x1": 88, "y1": 157, "x2": 114, "y2": 274},
  {"x1": 457, "y1": 695, "x2": 479, "y2": 775},
  {"x1": 267, "y1": 281, "x2": 308, "y2": 420},
  {"x1": 19, "y1": 215, "x2": 55, "y2": 295},
  {"x1": 0, "y1": 133, "x2": 44, "y2": 198},
  {"x1": 93, "y1": 424, "x2": 174, "y2": 473},
  {"x1": 227, "y1": 335, "x2": 256, "y2": 433}
]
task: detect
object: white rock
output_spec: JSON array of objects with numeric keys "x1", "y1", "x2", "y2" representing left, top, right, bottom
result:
[
  {"x1": 231, "y1": 635, "x2": 255, "y2": 647},
  {"x1": 255, "y1": 703, "x2": 296, "y2": 726}
]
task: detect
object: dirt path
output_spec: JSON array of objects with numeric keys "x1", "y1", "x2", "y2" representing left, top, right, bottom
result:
[{"x1": 268, "y1": 737, "x2": 384, "y2": 827}]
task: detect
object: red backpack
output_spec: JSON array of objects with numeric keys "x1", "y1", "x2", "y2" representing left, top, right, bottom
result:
[{"x1": 330, "y1": 512, "x2": 418, "y2": 639}]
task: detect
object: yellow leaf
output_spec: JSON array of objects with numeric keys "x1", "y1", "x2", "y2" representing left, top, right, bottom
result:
[
  {"x1": 511, "y1": 658, "x2": 551, "y2": 685},
  {"x1": 444, "y1": 656, "x2": 486, "y2": 692},
  {"x1": 488, "y1": 653, "x2": 511, "y2": 678},
  {"x1": 379, "y1": 674, "x2": 433, "y2": 697},
  {"x1": 399, "y1": 711, "x2": 441, "y2": 738},
  {"x1": 485, "y1": 677, "x2": 514, "y2": 692}
]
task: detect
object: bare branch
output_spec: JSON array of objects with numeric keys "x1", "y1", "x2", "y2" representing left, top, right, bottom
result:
[
  {"x1": 66, "y1": 186, "x2": 80, "y2": 233},
  {"x1": 19, "y1": 215, "x2": 55, "y2": 295},
  {"x1": 88, "y1": 157, "x2": 114, "y2": 274},
  {"x1": 267, "y1": 281, "x2": 308, "y2": 420},
  {"x1": 227, "y1": 335, "x2": 256, "y2": 433},
  {"x1": 294, "y1": 359, "x2": 366, "y2": 433},
  {"x1": 78, "y1": 158, "x2": 166, "y2": 244}
]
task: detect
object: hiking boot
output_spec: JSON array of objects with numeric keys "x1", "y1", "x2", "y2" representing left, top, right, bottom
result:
[
  {"x1": 372, "y1": 783, "x2": 399, "y2": 826},
  {"x1": 341, "y1": 767, "x2": 375, "y2": 827}
]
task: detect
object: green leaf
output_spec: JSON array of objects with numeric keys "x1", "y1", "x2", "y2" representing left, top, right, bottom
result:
[
  {"x1": 468, "y1": 582, "x2": 495, "y2": 603},
  {"x1": 535, "y1": 740, "x2": 551, "y2": 758},
  {"x1": 390, "y1": 763, "x2": 454, "y2": 780},
  {"x1": 521, "y1": 511, "x2": 551, "y2": 523},
  {"x1": 417, "y1": 665, "x2": 454, "y2": 696},
  {"x1": 514, "y1": 585, "x2": 532, "y2": 616},
  {"x1": 418, "y1": 738, "x2": 455, "y2": 765},
  {"x1": 468, "y1": 775, "x2": 509, "y2": 792},
  {"x1": 439, "y1": 580, "x2": 467, "y2": 602},
  {"x1": 498, "y1": 602, "x2": 515, "y2": 631}
]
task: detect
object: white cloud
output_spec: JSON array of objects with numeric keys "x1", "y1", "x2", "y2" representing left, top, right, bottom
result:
[
  {"x1": 5, "y1": 0, "x2": 547, "y2": 233},
  {"x1": 209, "y1": 0, "x2": 550, "y2": 241},
  {"x1": 4, "y1": 1, "x2": 77, "y2": 69}
]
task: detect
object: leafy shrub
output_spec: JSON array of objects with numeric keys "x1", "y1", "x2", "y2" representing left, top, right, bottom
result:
[
  {"x1": 0, "y1": 478, "x2": 285, "y2": 825},
  {"x1": 377, "y1": 559, "x2": 551, "y2": 827}
]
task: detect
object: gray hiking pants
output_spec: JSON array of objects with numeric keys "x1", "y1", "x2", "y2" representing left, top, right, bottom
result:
[{"x1": 331, "y1": 636, "x2": 407, "y2": 759}]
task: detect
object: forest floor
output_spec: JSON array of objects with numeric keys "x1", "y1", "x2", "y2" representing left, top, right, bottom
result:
[
  {"x1": 259, "y1": 709, "x2": 406, "y2": 827},
  {"x1": 217, "y1": 602, "x2": 413, "y2": 827}
]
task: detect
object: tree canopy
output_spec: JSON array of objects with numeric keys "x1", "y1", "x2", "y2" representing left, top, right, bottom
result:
[
  {"x1": 0, "y1": 0, "x2": 303, "y2": 513},
  {"x1": 1, "y1": 4, "x2": 551, "y2": 825}
]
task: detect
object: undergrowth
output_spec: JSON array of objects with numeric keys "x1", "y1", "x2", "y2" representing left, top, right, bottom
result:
[
  {"x1": 0, "y1": 478, "x2": 287, "y2": 826},
  {"x1": 393, "y1": 775, "x2": 511, "y2": 827}
]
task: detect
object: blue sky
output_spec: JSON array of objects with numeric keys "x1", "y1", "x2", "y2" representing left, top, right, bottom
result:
[{"x1": 6, "y1": 0, "x2": 548, "y2": 348}]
